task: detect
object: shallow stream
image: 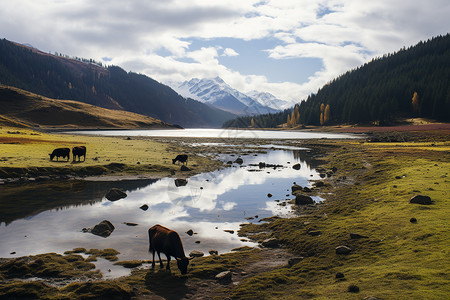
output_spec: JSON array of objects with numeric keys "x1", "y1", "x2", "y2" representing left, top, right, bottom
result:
[{"x1": 0, "y1": 143, "x2": 325, "y2": 278}]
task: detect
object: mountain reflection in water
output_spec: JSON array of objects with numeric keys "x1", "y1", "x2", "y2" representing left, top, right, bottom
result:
[{"x1": 0, "y1": 148, "x2": 322, "y2": 262}]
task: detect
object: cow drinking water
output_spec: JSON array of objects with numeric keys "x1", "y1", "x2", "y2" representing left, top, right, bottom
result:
[
  {"x1": 148, "y1": 224, "x2": 191, "y2": 274},
  {"x1": 172, "y1": 154, "x2": 188, "y2": 165},
  {"x1": 49, "y1": 148, "x2": 70, "y2": 161},
  {"x1": 72, "y1": 146, "x2": 86, "y2": 162}
]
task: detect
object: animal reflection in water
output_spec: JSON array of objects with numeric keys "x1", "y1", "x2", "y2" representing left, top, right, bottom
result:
[{"x1": 148, "y1": 224, "x2": 192, "y2": 275}]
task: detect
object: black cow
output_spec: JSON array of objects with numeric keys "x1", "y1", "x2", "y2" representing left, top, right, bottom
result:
[
  {"x1": 49, "y1": 148, "x2": 70, "y2": 161},
  {"x1": 172, "y1": 154, "x2": 188, "y2": 165},
  {"x1": 148, "y1": 224, "x2": 191, "y2": 274},
  {"x1": 72, "y1": 146, "x2": 86, "y2": 161}
]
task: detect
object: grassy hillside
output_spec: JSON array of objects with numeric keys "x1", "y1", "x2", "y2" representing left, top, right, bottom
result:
[
  {"x1": 0, "y1": 84, "x2": 176, "y2": 129},
  {"x1": 0, "y1": 39, "x2": 237, "y2": 128}
]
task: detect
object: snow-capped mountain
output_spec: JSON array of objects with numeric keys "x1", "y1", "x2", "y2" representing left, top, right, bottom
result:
[
  {"x1": 246, "y1": 90, "x2": 292, "y2": 110},
  {"x1": 170, "y1": 77, "x2": 283, "y2": 115}
]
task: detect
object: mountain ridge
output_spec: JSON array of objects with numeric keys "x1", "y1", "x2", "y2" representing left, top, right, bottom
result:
[
  {"x1": 0, "y1": 39, "x2": 236, "y2": 128},
  {"x1": 170, "y1": 77, "x2": 288, "y2": 115}
]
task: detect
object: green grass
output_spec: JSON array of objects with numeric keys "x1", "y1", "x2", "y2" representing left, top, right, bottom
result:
[{"x1": 231, "y1": 139, "x2": 450, "y2": 299}]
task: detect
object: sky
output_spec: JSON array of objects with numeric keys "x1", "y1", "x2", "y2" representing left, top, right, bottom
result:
[{"x1": 1, "y1": 0, "x2": 449, "y2": 105}]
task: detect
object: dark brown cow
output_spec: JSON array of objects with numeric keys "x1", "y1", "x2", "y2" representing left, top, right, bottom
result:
[
  {"x1": 72, "y1": 146, "x2": 86, "y2": 161},
  {"x1": 172, "y1": 154, "x2": 188, "y2": 165},
  {"x1": 148, "y1": 224, "x2": 191, "y2": 274},
  {"x1": 49, "y1": 148, "x2": 70, "y2": 161}
]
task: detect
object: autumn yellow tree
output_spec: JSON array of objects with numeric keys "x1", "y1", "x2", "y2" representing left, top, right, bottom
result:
[
  {"x1": 287, "y1": 114, "x2": 291, "y2": 127},
  {"x1": 324, "y1": 104, "x2": 330, "y2": 124},
  {"x1": 320, "y1": 103, "x2": 325, "y2": 125},
  {"x1": 250, "y1": 118, "x2": 255, "y2": 128},
  {"x1": 412, "y1": 92, "x2": 419, "y2": 114},
  {"x1": 292, "y1": 105, "x2": 300, "y2": 126}
]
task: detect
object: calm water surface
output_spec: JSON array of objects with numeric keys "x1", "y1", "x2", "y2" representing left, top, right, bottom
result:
[
  {"x1": 69, "y1": 128, "x2": 357, "y2": 139},
  {"x1": 0, "y1": 145, "x2": 324, "y2": 277}
]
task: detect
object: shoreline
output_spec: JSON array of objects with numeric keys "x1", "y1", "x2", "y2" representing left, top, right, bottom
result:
[{"x1": 1, "y1": 127, "x2": 449, "y2": 299}]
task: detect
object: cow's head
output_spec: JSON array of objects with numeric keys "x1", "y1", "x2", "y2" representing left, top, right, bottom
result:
[
  {"x1": 176, "y1": 257, "x2": 190, "y2": 275},
  {"x1": 49, "y1": 153, "x2": 54, "y2": 160}
]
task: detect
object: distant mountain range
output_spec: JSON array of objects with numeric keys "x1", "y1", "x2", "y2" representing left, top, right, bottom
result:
[
  {"x1": 170, "y1": 77, "x2": 290, "y2": 115},
  {"x1": 0, "y1": 39, "x2": 236, "y2": 128}
]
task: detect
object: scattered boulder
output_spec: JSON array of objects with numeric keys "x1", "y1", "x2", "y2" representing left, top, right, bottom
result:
[
  {"x1": 90, "y1": 220, "x2": 115, "y2": 238},
  {"x1": 336, "y1": 245, "x2": 352, "y2": 255},
  {"x1": 189, "y1": 250, "x2": 204, "y2": 258},
  {"x1": 292, "y1": 163, "x2": 301, "y2": 170},
  {"x1": 303, "y1": 187, "x2": 312, "y2": 193},
  {"x1": 180, "y1": 165, "x2": 191, "y2": 171},
  {"x1": 105, "y1": 188, "x2": 127, "y2": 201},
  {"x1": 186, "y1": 229, "x2": 194, "y2": 236},
  {"x1": 308, "y1": 230, "x2": 322, "y2": 236},
  {"x1": 209, "y1": 250, "x2": 218, "y2": 255},
  {"x1": 261, "y1": 238, "x2": 279, "y2": 248},
  {"x1": 235, "y1": 157, "x2": 244, "y2": 165},
  {"x1": 195, "y1": 241, "x2": 201, "y2": 244},
  {"x1": 267, "y1": 193, "x2": 273, "y2": 198},
  {"x1": 174, "y1": 178, "x2": 188, "y2": 187},
  {"x1": 226, "y1": 161, "x2": 233, "y2": 165},
  {"x1": 410, "y1": 195, "x2": 433, "y2": 205},
  {"x1": 350, "y1": 233, "x2": 368, "y2": 239},
  {"x1": 410, "y1": 217, "x2": 418, "y2": 223},
  {"x1": 348, "y1": 285, "x2": 360, "y2": 293},
  {"x1": 288, "y1": 257, "x2": 304, "y2": 267},
  {"x1": 224, "y1": 229, "x2": 234, "y2": 234},
  {"x1": 140, "y1": 204, "x2": 149, "y2": 211},
  {"x1": 314, "y1": 181, "x2": 325, "y2": 188},
  {"x1": 291, "y1": 184, "x2": 303, "y2": 194},
  {"x1": 335, "y1": 272, "x2": 345, "y2": 279},
  {"x1": 295, "y1": 194, "x2": 314, "y2": 205},
  {"x1": 215, "y1": 270, "x2": 232, "y2": 283},
  {"x1": 258, "y1": 162, "x2": 266, "y2": 168}
]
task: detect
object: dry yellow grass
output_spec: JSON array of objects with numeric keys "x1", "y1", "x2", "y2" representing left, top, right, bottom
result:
[
  {"x1": 0, "y1": 126, "x2": 220, "y2": 178},
  {"x1": 0, "y1": 84, "x2": 175, "y2": 129}
]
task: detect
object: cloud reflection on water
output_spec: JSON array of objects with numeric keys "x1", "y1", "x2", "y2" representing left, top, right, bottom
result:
[{"x1": 0, "y1": 149, "x2": 321, "y2": 265}]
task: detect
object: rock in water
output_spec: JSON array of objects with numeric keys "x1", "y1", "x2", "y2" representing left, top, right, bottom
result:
[
  {"x1": 409, "y1": 195, "x2": 432, "y2": 205},
  {"x1": 90, "y1": 220, "x2": 115, "y2": 238},
  {"x1": 140, "y1": 204, "x2": 149, "y2": 211},
  {"x1": 292, "y1": 163, "x2": 301, "y2": 170},
  {"x1": 295, "y1": 194, "x2": 314, "y2": 205},
  {"x1": 175, "y1": 178, "x2": 188, "y2": 187},
  {"x1": 235, "y1": 157, "x2": 243, "y2": 165},
  {"x1": 186, "y1": 229, "x2": 194, "y2": 236},
  {"x1": 105, "y1": 188, "x2": 127, "y2": 201},
  {"x1": 291, "y1": 184, "x2": 302, "y2": 194},
  {"x1": 189, "y1": 250, "x2": 204, "y2": 258}
]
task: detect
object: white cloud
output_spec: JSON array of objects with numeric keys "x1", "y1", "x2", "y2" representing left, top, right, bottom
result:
[
  {"x1": 222, "y1": 48, "x2": 239, "y2": 57},
  {"x1": 0, "y1": 0, "x2": 449, "y2": 104}
]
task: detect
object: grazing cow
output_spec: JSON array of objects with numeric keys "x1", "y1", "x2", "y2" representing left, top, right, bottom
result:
[
  {"x1": 172, "y1": 154, "x2": 188, "y2": 165},
  {"x1": 148, "y1": 224, "x2": 191, "y2": 274},
  {"x1": 49, "y1": 148, "x2": 70, "y2": 161},
  {"x1": 72, "y1": 146, "x2": 86, "y2": 162}
]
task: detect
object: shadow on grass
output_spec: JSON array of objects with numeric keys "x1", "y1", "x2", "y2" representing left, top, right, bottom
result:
[{"x1": 145, "y1": 269, "x2": 189, "y2": 300}]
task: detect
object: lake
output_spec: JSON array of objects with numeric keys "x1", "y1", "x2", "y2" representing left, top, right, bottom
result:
[
  {"x1": 0, "y1": 144, "x2": 324, "y2": 278},
  {"x1": 68, "y1": 128, "x2": 358, "y2": 139}
]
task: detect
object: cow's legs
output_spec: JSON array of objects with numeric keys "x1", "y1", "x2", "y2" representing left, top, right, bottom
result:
[
  {"x1": 151, "y1": 249, "x2": 156, "y2": 269},
  {"x1": 157, "y1": 251, "x2": 164, "y2": 268},
  {"x1": 166, "y1": 254, "x2": 171, "y2": 271}
]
